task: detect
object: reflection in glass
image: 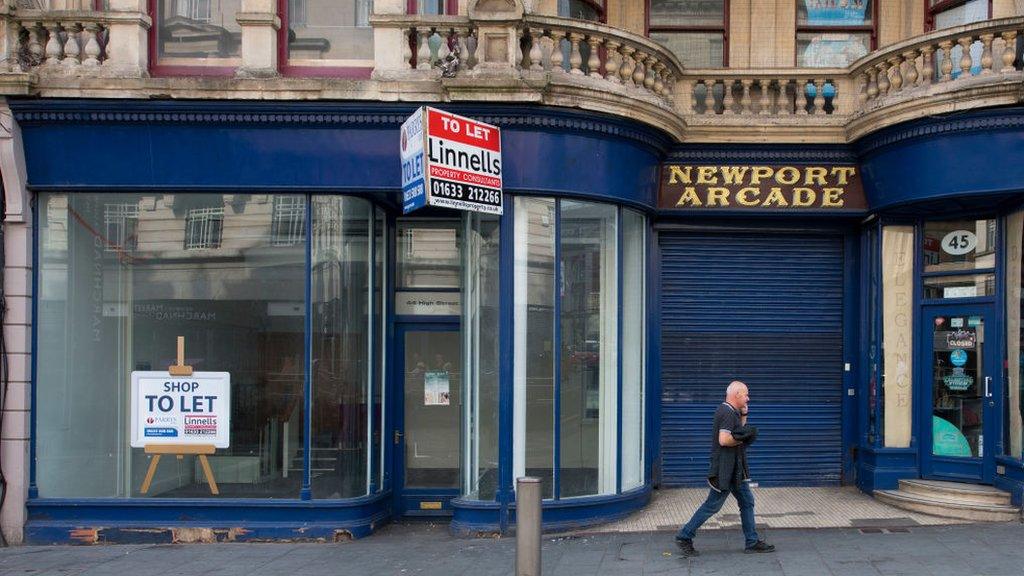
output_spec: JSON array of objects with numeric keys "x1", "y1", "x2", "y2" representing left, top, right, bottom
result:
[
  {"x1": 397, "y1": 220, "x2": 461, "y2": 289},
  {"x1": 560, "y1": 200, "x2": 617, "y2": 498},
  {"x1": 287, "y1": 0, "x2": 374, "y2": 66},
  {"x1": 923, "y1": 219, "x2": 997, "y2": 274},
  {"x1": 462, "y1": 212, "x2": 501, "y2": 500},
  {"x1": 650, "y1": 32, "x2": 725, "y2": 68},
  {"x1": 649, "y1": 0, "x2": 725, "y2": 26},
  {"x1": 796, "y1": 32, "x2": 870, "y2": 67},
  {"x1": 156, "y1": 0, "x2": 241, "y2": 66},
  {"x1": 931, "y1": 316, "x2": 985, "y2": 458},
  {"x1": 514, "y1": 197, "x2": 556, "y2": 498},
  {"x1": 558, "y1": 0, "x2": 602, "y2": 21},
  {"x1": 37, "y1": 193, "x2": 304, "y2": 498},
  {"x1": 404, "y1": 331, "x2": 461, "y2": 489},
  {"x1": 923, "y1": 274, "x2": 995, "y2": 299},
  {"x1": 621, "y1": 210, "x2": 645, "y2": 491},
  {"x1": 797, "y1": 0, "x2": 871, "y2": 25}
]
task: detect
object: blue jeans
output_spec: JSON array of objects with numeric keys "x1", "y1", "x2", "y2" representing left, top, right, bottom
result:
[{"x1": 676, "y1": 479, "x2": 759, "y2": 547}]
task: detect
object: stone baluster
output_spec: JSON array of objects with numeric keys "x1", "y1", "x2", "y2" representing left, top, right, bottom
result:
[
  {"x1": 43, "y1": 22, "x2": 63, "y2": 65},
  {"x1": 903, "y1": 50, "x2": 919, "y2": 87},
  {"x1": 587, "y1": 36, "x2": 602, "y2": 79},
  {"x1": 438, "y1": 29, "x2": 451, "y2": 65},
  {"x1": 416, "y1": 29, "x2": 431, "y2": 70},
  {"x1": 1001, "y1": 31, "x2": 1018, "y2": 73},
  {"x1": 796, "y1": 79, "x2": 810, "y2": 115},
  {"x1": 979, "y1": 33, "x2": 994, "y2": 74},
  {"x1": 527, "y1": 28, "x2": 543, "y2": 71},
  {"x1": 643, "y1": 55, "x2": 656, "y2": 91},
  {"x1": 27, "y1": 23, "x2": 45, "y2": 68},
  {"x1": 62, "y1": 23, "x2": 82, "y2": 66},
  {"x1": 633, "y1": 51, "x2": 647, "y2": 88},
  {"x1": 876, "y1": 62, "x2": 890, "y2": 96},
  {"x1": 866, "y1": 68, "x2": 879, "y2": 100},
  {"x1": 466, "y1": 28, "x2": 478, "y2": 69},
  {"x1": 739, "y1": 79, "x2": 752, "y2": 114},
  {"x1": 653, "y1": 62, "x2": 666, "y2": 95},
  {"x1": 706, "y1": 79, "x2": 718, "y2": 114},
  {"x1": 938, "y1": 40, "x2": 954, "y2": 81},
  {"x1": 858, "y1": 71, "x2": 869, "y2": 105},
  {"x1": 722, "y1": 79, "x2": 736, "y2": 115},
  {"x1": 813, "y1": 79, "x2": 826, "y2": 113},
  {"x1": 958, "y1": 36, "x2": 974, "y2": 78},
  {"x1": 759, "y1": 80, "x2": 772, "y2": 115},
  {"x1": 920, "y1": 45, "x2": 935, "y2": 85},
  {"x1": 888, "y1": 56, "x2": 903, "y2": 93},
  {"x1": 692, "y1": 80, "x2": 704, "y2": 114},
  {"x1": 620, "y1": 46, "x2": 635, "y2": 86},
  {"x1": 402, "y1": 28, "x2": 414, "y2": 69},
  {"x1": 549, "y1": 30, "x2": 566, "y2": 72},
  {"x1": 604, "y1": 40, "x2": 622, "y2": 82},
  {"x1": 568, "y1": 33, "x2": 584, "y2": 75},
  {"x1": 458, "y1": 27, "x2": 472, "y2": 70}
]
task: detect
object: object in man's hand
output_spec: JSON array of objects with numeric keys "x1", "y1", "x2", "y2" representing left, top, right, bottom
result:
[{"x1": 732, "y1": 425, "x2": 758, "y2": 445}]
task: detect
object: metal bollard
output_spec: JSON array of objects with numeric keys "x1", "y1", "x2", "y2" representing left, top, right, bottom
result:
[{"x1": 516, "y1": 477, "x2": 542, "y2": 576}]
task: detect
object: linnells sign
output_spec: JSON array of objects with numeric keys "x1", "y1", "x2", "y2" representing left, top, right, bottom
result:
[{"x1": 401, "y1": 107, "x2": 503, "y2": 215}]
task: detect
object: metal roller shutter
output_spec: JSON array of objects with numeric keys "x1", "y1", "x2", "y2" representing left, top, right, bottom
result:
[{"x1": 659, "y1": 231, "x2": 844, "y2": 486}]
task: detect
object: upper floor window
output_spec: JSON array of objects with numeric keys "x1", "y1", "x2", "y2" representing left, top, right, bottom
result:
[
  {"x1": 154, "y1": 0, "x2": 241, "y2": 73},
  {"x1": 927, "y1": 0, "x2": 991, "y2": 31},
  {"x1": 283, "y1": 0, "x2": 374, "y2": 76},
  {"x1": 271, "y1": 195, "x2": 307, "y2": 247},
  {"x1": 104, "y1": 202, "x2": 140, "y2": 253},
  {"x1": 796, "y1": 0, "x2": 875, "y2": 67},
  {"x1": 559, "y1": 0, "x2": 604, "y2": 21},
  {"x1": 647, "y1": 0, "x2": 727, "y2": 68},
  {"x1": 408, "y1": 0, "x2": 457, "y2": 14}
]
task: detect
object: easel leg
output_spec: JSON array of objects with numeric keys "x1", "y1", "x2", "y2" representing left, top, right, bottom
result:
[
  {"x1": 198, "y1": 454, "x2": 220, "y2": 495},
  {"x1": 140, "y1": 454, "x2": 162, "y2": 494}
]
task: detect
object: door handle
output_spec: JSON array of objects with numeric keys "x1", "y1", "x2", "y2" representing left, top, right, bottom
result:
[
  {"x1": 394, "y1": 430, "x2": 404, "y2": 445},
  {"x1": 985, "y1": 376, "x2": 992, "y2": 398}
]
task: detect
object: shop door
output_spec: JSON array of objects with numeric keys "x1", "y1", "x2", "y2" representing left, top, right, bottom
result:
[
  {"x1": 920, "y1": 305, "x2": 999, "y2": 483},
  {"x1": 393, "y1": 323, "x2": 462, "y2": 515}
]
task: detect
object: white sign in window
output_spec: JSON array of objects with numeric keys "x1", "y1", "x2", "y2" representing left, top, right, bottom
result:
[{"x1": 131, "y1": 371, "x2": 231, "y2": 448}]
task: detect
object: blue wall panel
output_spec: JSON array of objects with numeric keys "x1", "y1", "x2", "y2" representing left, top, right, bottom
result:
[{"x1": 659, "y1": 232, "x2": 845, "y2": 486}]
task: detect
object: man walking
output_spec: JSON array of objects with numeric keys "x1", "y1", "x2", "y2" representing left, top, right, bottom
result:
[{"x1": 675, "y1": 380, "x2": 775, "y2": 556}]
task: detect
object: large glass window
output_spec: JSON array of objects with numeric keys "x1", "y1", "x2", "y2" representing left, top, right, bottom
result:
[
  {"x1": 462, "y1": 212, "x2": 500, "y2": 500},
  {"x1": 155, "y1": 0, "x2": 241, "y2": 71},
  {"x1": 648, "y1": 0, "x2": 727, "y2": 68},
  {"x1": 796, "y1": 0, "x2": 873, "y2": 67},
  {"x1": 36, "y1": 193, "x2": 384, "y2": 500},
  {"x1": 283, "y1": 0, "x2": 374, "y2": 72},
  {"x1": 514, "y1": 198, "x2": 644, "y2": 499}
]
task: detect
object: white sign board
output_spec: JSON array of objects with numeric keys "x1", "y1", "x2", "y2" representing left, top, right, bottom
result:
[
  {"x1": 131, "y1": 371, "x2": 231, "y2": 448},
  {"x1": 401, "y1": 106, "x2": 503, "y2": 215}
]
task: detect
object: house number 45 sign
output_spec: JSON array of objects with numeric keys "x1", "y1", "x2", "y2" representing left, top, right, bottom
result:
[{"x1": 941, "y1": 230, "x2": 977, "y2": 256}]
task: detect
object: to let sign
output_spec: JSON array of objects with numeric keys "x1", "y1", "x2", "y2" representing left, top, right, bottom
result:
[
  {"x1": 659, "y1": 164, "x2": 867, "y2": 212},
  {"x1": 401, "y1": 107, "x2": 503, "y2": 215},
  {"x1": 131, "y1": 371, "x2": 231, "y2": 448}
]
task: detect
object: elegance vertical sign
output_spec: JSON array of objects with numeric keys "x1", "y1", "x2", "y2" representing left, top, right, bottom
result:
[{"x1": 401, "y1": 107, "x2": 503, "y2": 215}]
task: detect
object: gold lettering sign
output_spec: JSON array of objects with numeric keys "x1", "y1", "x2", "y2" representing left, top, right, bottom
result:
[{"x1": 659, "y1": 164, "x2": 867, "y2": 211}]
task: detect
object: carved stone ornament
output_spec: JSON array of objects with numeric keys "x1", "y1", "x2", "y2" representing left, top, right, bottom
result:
[{"x1": 468, "y1": 0, "x2": 524, "y2": 21}]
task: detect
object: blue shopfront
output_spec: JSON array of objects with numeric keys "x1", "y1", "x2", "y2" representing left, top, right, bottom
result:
[
  {"x1": 15, "y1": 98, "x2": 1024, "y2": 545},
  {"x1": 17, "y1": 99, "x2": 665, "y2": 543}
]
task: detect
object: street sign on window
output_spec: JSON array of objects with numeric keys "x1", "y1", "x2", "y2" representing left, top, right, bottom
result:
[{"x1": 401, "y1": 107, "x2": 503, "y2": 215}]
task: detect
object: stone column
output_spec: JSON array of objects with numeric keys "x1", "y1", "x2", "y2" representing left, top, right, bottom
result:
[
  {"x1": 237, "y1": 0, "x2": 281, "y2": 77},
  {"x1": 882, "y1": 226, "x2": 915, "y2": 448},
  {"x1": 0, "y1": 99, "x2": 30, "y2": 545},
  {"x1": 104, "y1": 0, "x2": 151, "y2": 77}
]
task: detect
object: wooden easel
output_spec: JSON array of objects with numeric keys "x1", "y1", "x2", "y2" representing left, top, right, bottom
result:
[{"x1": 139, "y1": 336, "x2": 220, "y2": 496}]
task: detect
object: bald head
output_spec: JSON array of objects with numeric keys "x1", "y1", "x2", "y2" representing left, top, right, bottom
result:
[{"x1": 726, "y1": 380, "x2": 749, "y2": 411}]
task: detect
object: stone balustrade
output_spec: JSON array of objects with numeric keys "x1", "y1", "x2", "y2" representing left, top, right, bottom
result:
[
  {"x1": 7, "y1": 8, "x2": 151, "y2": 76},
  {"x1": 681, "y1": 71, "x2": 850, "y2": 116},
  {"x1": 374, "y1": 14, "x2": 683, "y2": 108},
  {"x1": 851, "y1": 17, "x2": 1024, "y2": 111},
  {"x1": 13, "y1": 11, "x2": 110, "y2": 70}
]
